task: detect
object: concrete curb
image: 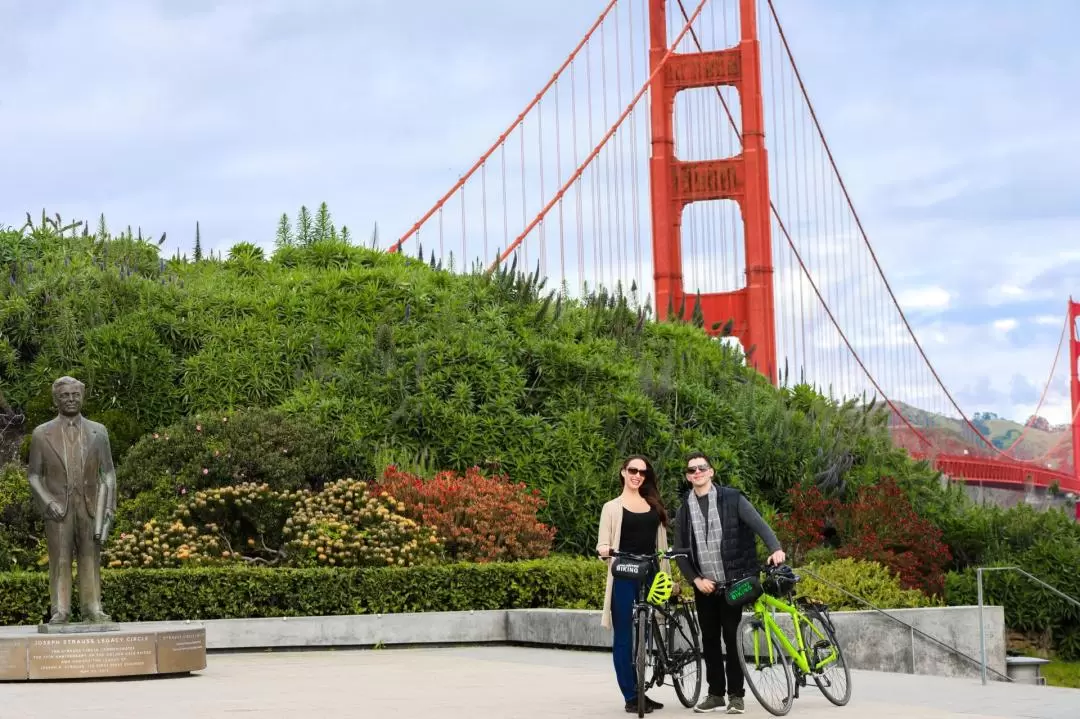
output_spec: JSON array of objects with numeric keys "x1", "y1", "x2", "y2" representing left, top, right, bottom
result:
[{"x1": 101, "y1": 604, "x2": 1004, "y2": 679}]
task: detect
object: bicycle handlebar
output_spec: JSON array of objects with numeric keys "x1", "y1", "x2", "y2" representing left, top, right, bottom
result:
[{"x1": 608, "y1": 548, "x2": 692, "y2": 561}]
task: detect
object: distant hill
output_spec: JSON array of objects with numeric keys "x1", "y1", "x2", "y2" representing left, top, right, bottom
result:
[{"x1": 885, "y1": 403, "x2": 1073, "y2": 473}]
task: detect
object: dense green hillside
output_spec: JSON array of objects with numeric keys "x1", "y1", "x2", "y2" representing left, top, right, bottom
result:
[{"x1": 0, "y1": 210, "x2": 943, "y2": 552}]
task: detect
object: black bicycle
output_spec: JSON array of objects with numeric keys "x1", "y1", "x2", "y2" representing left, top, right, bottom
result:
[{"x1": 609, "y1": 548, "x2": 704, "y2": 717}]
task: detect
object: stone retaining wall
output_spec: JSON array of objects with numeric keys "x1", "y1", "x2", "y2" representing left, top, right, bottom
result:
[{"x1": 113, "y1": 604, "x2": 1005, "y2": 679}]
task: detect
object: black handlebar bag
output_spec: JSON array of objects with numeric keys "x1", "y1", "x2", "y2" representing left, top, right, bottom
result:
[{"x1": 610, "y1": 556, "x2": 655, "y2": 584}]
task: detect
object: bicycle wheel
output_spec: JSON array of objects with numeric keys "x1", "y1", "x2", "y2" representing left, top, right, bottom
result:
[
  {"x1": 634, "y1": 607, "x2": 649, "y2": 718},
  {"x1": 800, "y1": 608, "x2": 851, "y2": 705},
  {"x1": 736, "y1": 618, "x2": 794, "y2": 716},
  {"x1": 665, "y1": 603, "x2": 703, "y2": 707}
]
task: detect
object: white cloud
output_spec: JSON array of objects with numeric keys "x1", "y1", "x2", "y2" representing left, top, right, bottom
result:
[
  {"x1": 898, "y1": 286, "x2": 951, "y2": 311},
  {"x1": 992, "y1": 318, "x2": 1018, "y2": 333}
]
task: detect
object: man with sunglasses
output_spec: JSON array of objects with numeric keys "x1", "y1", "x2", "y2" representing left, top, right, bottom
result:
[{"x1": 673, "y1": 451, "x2": 785, "y2": 714}]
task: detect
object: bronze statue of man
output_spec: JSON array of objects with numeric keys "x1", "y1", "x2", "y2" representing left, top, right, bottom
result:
[{"x1": 26, "y1": 376, "x2": 117, "y2": 624}]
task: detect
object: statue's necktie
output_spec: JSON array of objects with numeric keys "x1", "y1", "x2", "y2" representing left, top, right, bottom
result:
[{"x1": 65, "y1": 423, "x2": 81, "y2": 484}]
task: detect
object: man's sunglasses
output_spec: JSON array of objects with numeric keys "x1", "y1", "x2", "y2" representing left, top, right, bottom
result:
[{"x1": 685, "y1": 464, "x2": 710, "y2": 475}]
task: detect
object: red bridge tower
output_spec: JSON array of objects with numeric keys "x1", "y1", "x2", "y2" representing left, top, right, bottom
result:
[{"x1": 647, "y1": 0, "x2": 777, "y2": 382}]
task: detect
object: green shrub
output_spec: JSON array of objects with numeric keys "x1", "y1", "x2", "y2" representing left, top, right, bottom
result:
[
  {"x1": 945, "y1": 538, "x2": 1080, "y2": 660},
  {"x1": 0, "y1": 462, "x2": 44, "y2": 570},
  {"x1": 116, "y1": 407, "x2": 340, "y2": 527},
  {"x1": 0, "y1": 556, "x2": 606, "y2": 625},
  {"x1": 796, "y1": 557, "x2": 942, "y2": 611}
]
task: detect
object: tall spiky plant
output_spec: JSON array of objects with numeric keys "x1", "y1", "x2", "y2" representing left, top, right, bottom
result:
[{"x1": 275, "y1": 213, "x2": 293, "y2": 248}]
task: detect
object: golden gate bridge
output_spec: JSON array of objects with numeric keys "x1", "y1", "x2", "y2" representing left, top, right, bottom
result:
[{"x1": 386, "y1": 0, "x2": 1080, "y2": 503}]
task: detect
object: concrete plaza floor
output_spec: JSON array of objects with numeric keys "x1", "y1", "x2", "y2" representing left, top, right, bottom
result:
[{"x1": 3, "y1": 645, "x2": 1078, "y2": 718}]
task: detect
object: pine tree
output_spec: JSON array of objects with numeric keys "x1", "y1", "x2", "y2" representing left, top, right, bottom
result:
[
  {"x1": 296, "y1": 206, "x2": 313, "y2": 246},
  {"x1": 339, "y1": 225, "x2": 351, "y2": 244},
  {"x1": 193, "y1": 222, "x2": 203, "y2": 261},
  {"x1": 96, "y1": 213, "x2": 108, "y2": 239},
  {"x1": 275, "y1": 213, "x2": 293, "y2": 248},
  {"x1": 314, "y1": 202, "x2": 332, "y2": 243},
  {"x1": 691, "y1": 292, "x2": 705, "y2": 328}
]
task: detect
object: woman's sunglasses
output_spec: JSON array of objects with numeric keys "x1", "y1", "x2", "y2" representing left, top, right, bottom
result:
[{"x1": 624, "y1": 466, "x2": 648, "y2": 476}]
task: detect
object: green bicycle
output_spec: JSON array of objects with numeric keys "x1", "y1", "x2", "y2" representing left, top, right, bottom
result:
[
  {"x1": 609, "y1": 548, "x2": 704, "y2": 717},
  {"x1": 732, "y1": 563, "x2": 851, "y2": 715}
]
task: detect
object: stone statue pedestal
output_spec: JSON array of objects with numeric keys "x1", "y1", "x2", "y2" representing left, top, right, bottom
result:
[
  {"x1": 0, "y1": 623, "x2": 206, "y2": 681},
  {"x1": 37, "y1": 622, "x2": 121, "y2": 634}
]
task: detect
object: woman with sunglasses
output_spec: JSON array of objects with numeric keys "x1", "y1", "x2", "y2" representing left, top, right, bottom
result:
[{"x1": 596, "y1": 455, "x2": 670, "y2": 713}]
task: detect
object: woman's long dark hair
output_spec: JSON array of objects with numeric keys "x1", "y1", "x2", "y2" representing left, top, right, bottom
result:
[{"x1": 621, "y1": 454, "x2": 669, "y2": 527}]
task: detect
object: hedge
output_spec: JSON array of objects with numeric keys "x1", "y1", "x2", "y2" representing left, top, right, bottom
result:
[{"x1": 0, "y1": 556, "x2": 605, "y2": 626}]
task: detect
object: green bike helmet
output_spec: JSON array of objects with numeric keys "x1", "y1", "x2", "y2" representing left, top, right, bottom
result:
[{"x1": 647, "y1": 571, "x2": 674, "y2": 604}]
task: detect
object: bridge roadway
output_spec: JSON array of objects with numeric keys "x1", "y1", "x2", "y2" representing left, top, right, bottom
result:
[{"x1": 5, "y1": 645, "x2": 1078, "y2": 718}]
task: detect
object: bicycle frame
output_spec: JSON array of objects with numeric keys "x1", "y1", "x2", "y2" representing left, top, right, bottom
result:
[{"x1": 748, "y1": 592, "x2": 839, "y2": 676}]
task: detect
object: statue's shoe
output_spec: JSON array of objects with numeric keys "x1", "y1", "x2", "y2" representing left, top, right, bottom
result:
[
  {"x1": 85, "y1": 611, "x2": 112, "y2": 624},
  {"x1": 48, "y1": 612, "x2": 70, "y2": 624}
]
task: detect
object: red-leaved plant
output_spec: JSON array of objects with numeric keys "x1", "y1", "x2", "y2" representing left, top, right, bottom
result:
[
  {"x1": 372, "y1": 465, "x2": 556, "y2": 563},
  {"x1": 776, "y1": 478, "x2": 952, "y2": 597}
]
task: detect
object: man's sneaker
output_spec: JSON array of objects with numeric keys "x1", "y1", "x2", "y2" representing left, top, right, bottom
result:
[
  {"x1": 694, "y1": 694, "x2": 725, "y2": 712},
  {"x1": 645, "y1": 696, "x2": 664, "y2": 710},
  {"x1": 725, "y1": 695, "x2": 745, "y2": 714}
]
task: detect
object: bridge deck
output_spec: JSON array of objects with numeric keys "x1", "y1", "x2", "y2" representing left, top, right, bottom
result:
[{"x1": 4, "y1": 646, "x2": 1077, "y2": 718}]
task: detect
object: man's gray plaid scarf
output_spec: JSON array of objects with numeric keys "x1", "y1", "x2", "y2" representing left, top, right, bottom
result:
[{"x1": 688, "y1": 485, "x2": 726, "y2": 583}]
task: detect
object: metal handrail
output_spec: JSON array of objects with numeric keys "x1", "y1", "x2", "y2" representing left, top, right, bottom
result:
[
  {"x1": 796, "y1": 567, "x2": 1013, "y2": 682},
  {"x1": 976, "y1": 566, "x2": 1080, "y2": 685}
]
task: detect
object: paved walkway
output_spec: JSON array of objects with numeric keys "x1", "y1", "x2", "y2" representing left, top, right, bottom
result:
[{"x1": 4, "y1": 646, "x2": 1077, "y2": 718}]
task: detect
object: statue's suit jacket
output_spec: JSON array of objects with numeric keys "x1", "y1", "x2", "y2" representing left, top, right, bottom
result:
[{"x1": 27, "y1": 416, "x2": 116, "y2": 521}]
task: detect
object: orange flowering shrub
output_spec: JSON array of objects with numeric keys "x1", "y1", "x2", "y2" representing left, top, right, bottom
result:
[{"x1": 373, "y1": 466, "x2": 556, "y2": 563}]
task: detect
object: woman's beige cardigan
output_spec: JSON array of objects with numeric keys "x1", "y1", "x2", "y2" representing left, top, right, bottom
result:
[{"x1": 595, "y1": 497, "x2": 670, "y2": 629}]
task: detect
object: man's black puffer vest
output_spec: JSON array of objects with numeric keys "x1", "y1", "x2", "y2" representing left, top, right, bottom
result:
[
  {"x1": 681, "y1": 486, "x2": 759, "y2": 584},
  {"x1": 718, "y1": 487, "x2": 759, "y2": 582}
]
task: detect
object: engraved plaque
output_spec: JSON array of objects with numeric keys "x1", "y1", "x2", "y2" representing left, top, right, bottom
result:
[
  {"x1": 0, "y1": 638, "x2": 28, "y2": 680},
  {"x1": 157, "y1": 629, "x2": 207, "y2": 674},
  {"x1": 27, "y1": 632, "x2": 156, "y2": 680}
]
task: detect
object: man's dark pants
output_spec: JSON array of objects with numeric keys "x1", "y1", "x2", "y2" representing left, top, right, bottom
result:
[{"x1": 693, "y1": 586, "x2": 745, "y2": 698}]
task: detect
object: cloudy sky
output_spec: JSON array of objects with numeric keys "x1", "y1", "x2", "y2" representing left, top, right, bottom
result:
[{"x1": 2, "y1": 0, "x2": 1077, "y2": 425}]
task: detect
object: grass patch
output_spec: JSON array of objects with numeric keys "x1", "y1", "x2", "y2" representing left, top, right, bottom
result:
[{"x1": 1043, "y1": 660, "x2": 1080, "y2": 689}]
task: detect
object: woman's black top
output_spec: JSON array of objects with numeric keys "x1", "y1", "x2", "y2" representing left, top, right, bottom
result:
[{"x1": 619, "y1": 506, "x2": 660, "y2": 555}]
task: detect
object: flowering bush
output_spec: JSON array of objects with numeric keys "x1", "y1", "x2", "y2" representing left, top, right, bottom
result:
[
  {"x1": 105, "y1": 517, "x2": 226, "y2": 568},
  {"x1": 373, "y1": 465, "x2": 556, "y2": 563},
  {"x1": 283, "y1": 478, "x2": 443, "y2": 568},
  {"x1": 105, "y1": 482, "x2": 305, "y2": 568},
  {"x1": 776, "y1": 478, "x2": 951, "y2": 597}
]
